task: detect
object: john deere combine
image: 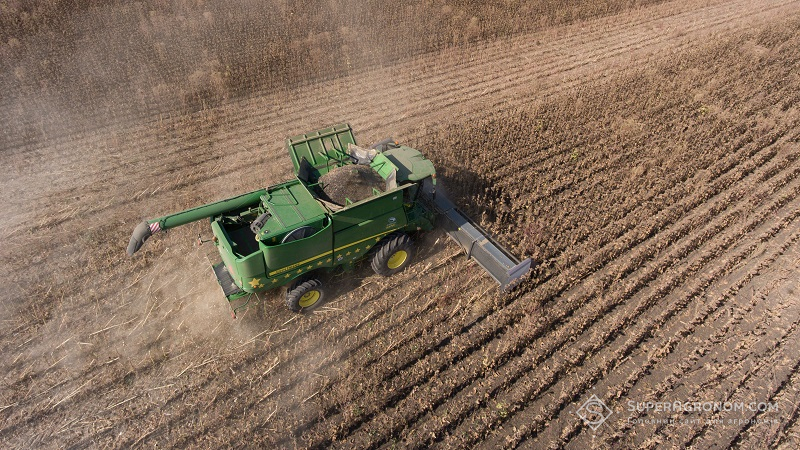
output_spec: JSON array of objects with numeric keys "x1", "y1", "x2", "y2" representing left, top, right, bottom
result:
[{"x1": 127, "y1": 124, "x2": 531, "y2": 313}]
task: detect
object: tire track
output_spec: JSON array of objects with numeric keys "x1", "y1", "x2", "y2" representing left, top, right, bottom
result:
[
  {"x1": 547, "y1": 226, "x2": 800, "y2": 449},
  {"x1": 0, "y1": 0, "x2": 734, "y2": 154},
  {"x1": 14, "y1": 80, "x2": 768, "y2": 446},
  {"x1": 481, "y1": 182, "x2": 800, "y2": 450},
  {"x1": 106, "y1": 247, "x2": 476, "y2": 448},
  {"x1": 687, "y1": 353, "x2": 800, "y2": 449},
  {"x1": 4, "y1": 0, "x2": 791, "y2": 212},
  {"x1": 292, "y1": 120, "x2": 791, "y2": 447}
]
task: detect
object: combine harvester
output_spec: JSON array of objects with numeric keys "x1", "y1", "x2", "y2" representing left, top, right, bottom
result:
[{"x1": 127, "y1": 124, "x2": 531, "y2": 314}]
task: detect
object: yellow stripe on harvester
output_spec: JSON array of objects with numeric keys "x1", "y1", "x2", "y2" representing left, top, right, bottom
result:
[
  {"x1": 269, "y1": 250, "x2": 333, "y2": 276},
  {"x1": 334, "y1": 228, "x2": 397, "y2": 252},
  {"x1": 267, "y1": 229, "x2": 398, "y2": 277}
]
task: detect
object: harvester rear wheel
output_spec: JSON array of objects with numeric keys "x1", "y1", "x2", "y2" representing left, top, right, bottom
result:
[
  {"x1": 286, "y1": 278, "x2": 325, "y2": 313},
  {"x1": 371, "y1": 232, "x2": 415, "y2": 277}
]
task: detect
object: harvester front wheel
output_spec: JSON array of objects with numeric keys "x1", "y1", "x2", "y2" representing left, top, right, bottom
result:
[
  {"x1": 286, "y1": 278, "x2": 325, "y2": 313},
  {"x1": 371, "y1": 232, "x2": 415, "y2": 277}
]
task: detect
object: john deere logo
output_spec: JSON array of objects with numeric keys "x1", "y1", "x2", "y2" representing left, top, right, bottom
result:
[{"x1": 576, "y1": 394, "x2": 612, "y2": 431}]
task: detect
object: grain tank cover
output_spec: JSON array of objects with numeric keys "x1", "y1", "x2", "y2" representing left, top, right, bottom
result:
[{"x1": 382, "y1": 146, "x2": 436, "y2": 182}]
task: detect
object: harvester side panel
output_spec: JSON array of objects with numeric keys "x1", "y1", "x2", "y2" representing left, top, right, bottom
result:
[
  {"x1": 331, "y1": 189, "x2": 405, "y2": 232},
  {"x1": 263, "y1": 221, "x2": 333, "y2": 273}
]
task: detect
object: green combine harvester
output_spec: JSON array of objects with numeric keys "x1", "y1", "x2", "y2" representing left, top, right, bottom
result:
[{"x1": 127, "y1": 124, "x2": 531, "y2": 314}]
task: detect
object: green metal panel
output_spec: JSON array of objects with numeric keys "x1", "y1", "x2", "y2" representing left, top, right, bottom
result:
[
  {"x1": 382, "y1": 146, "x2": 437, "y2": 182},
  {"x1": 369, "y1": 152, "x2": 398, "y2": 180},
  {"x1": 285, "y1": 123, "x2": 356, "y2": 174},
  {"x1": 333, "y1": 207, "x2": 407, "y2": 259},
  {"x1": 236, "y1": 252, "x2": 266, "y2": 283},
  {"x1": 404, "y1": 199, "x2": 436, "y2": 232},
  {"x1": 211, "y1": 220, "x2": 237, "y2": 277},
  {"x1": 331, "y1": 188, "x2": 406, "y2": 233},
  {"x1": 330, "y1": 188, "x2": 410, "y2": 267},
  {"x1": 210, "y1": 219, "x2": 265, "y2": 291},
  {"x1": 264, "y1": 221, "x2": 333, "y2": 277},
  {"x1": 258, "y1": 179, "x2": 327, "y2": 242}
]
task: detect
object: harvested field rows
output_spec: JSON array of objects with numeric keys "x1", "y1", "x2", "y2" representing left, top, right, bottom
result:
[{"x1": 2, "y1": 0, "x2": 800, "y2": 448}]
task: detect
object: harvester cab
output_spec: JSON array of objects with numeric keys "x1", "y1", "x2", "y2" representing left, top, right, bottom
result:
[{"x1": 127, "y1": 124, "x2": 531, "y2": 315}]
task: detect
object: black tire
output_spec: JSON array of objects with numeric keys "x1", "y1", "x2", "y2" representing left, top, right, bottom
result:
[
  {"x1": 371, "y1": 232, "x2": 415, "y2": 277},
  {"x1": 286, "y1": 278, "x2": 325, "y2": 313}
]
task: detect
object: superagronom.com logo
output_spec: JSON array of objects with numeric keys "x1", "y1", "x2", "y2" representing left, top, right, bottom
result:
[{"x1": 576, "y1": 394, "x2": 613, "y2": 431}]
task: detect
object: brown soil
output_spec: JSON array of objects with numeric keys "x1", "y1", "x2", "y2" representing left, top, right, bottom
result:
[
  {"x1": 318, "y1": 165, "x2": 385, "y2": 206},
  {"x1": 2, "y1": 0, "x2": 800, "y2": 448}
]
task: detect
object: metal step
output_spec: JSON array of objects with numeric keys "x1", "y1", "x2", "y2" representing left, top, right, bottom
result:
[
  {"x1": 212, "y1": 262, "x2": 244, "y2": 297},
  {"x1": 427, "y1": 192, "x2": 532, "y2": 291}
]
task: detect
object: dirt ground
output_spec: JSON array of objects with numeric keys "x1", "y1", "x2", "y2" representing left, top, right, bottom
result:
[{"x1": 2, "y1": 0, "x2": 800, "y2": 448}]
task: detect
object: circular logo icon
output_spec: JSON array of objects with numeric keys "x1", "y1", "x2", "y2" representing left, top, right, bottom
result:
[{"x1": 576, "y1": 395, "x2": 612, "y2": 431}]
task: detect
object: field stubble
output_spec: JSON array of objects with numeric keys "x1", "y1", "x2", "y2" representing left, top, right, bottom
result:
[{"x1": 1, "y1": 0, "x2": 800, "y2": 448}]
